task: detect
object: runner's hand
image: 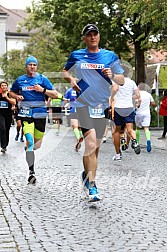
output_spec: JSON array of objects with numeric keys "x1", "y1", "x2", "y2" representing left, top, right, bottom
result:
[
  {"x1": 34, "y1": 84, "x2": 43, "y2": 92},
  {"x1": 102, "y1": 68, "x2": 113, "y2": 79},
  {"x1": 70, "y1": 78, "x2": 81, "y2": 92},
  {"x1": 17, "y1": 95, "x2": 24, "y2": 102}
]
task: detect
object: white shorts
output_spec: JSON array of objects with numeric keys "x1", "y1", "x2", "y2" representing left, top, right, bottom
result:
[{"x1": 135, "y1": 114, "x2": 151, "y2": 128}]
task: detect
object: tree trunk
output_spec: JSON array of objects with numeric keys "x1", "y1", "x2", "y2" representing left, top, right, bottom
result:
[{"x1": 134, "y1": 41, "x2": 146, "y2": 84}]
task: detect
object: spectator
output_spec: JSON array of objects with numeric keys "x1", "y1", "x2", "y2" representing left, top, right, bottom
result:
[
  {"x1": 158, "y1": 90, "x2": 167, "y2": 140},
  {"x1": 0, "y1": 81, "x2": 16, "y2": 153}
]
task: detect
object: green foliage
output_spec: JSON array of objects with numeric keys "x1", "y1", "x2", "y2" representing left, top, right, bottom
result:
[
  {"x1": 23, "y1": 0, "x2": 167, "y2": 84},
  {"x1": 150, "y1": 93, "x2": 163, "y2": 127},
  {"x1": 150, "y1": 108, "x2": 163, "y2": 127},
  {"x1": 25, "y1": 0, "x2": 131, "y2": 56},
  {"x1": 0, "y1": 22, "x2": 66, "y2": 83},
  {"x1": 1, "y1": 0, "x2": 167, "y2": 84},
  {"x1": 0, "y1": 50, "x2": 26, "y2": 84},
  {"x1": 159, "y1": 66, "x2": 167, "y2": 89}
]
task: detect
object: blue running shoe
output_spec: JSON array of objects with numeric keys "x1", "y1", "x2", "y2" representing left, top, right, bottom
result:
[
  {"x1": 81, "y1": 171, "x2": 89, "y2": 195},
  {"x1": 89, "y1": 184, "x2": 100, "y2": 202},
  {"x1": 147, "y1": 140, "x2": 151, "y2": 152},
  {"x1": 20, "y1": 137, "x2": 24, "y2": 142},
  {"x1": 15, "y1": 133, "x2": 19, "y2": 141}
]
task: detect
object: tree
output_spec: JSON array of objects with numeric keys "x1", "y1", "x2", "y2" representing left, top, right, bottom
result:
[
  {"x1": 1, "y1": 50, "x2": 26, "y2": 83},
  {"x1": 111, "y1": 0, "x2": 167, "y2": 83},
  {"x1": 24, "y1": 0, "x2": 167, "y2": 84},
  {"x1": 1, "y1": 22, "x2": 66, "y2": 83}
]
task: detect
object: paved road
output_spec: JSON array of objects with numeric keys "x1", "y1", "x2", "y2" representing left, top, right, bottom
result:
[{"x1": 0, "y1": 124, "x2": 167, "y2": 252}]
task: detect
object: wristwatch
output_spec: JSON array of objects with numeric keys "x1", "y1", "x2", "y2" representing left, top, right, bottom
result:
[{"x1": 43, "y1": 88, "x2": 46, "y2": 94}]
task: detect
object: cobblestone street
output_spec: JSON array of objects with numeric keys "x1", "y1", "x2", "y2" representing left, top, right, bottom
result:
[{"x1": 0, "y1": 124, "x2": 167, "y2": 252}]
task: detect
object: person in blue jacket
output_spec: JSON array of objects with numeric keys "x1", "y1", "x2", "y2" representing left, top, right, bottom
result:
[
  {"x1": 63, "y1": 24, "x2": 124, "y2": 202},
  {"x1": 10, "y1": 56, "x2": 62, "y2": 184},
  {"x1": 64, "y1": 87, "x2": 83, "y2": 151}
]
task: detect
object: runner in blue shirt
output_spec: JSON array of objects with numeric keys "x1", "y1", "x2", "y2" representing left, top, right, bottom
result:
[
  {"x1": 64, "y1": 87, "x2": 83, "y2": 151},
  {"x1": 63, "y1": 24, "x2": 124, "y2": 202},
  {"x1": 10, "y1": 56, "x2": 62, "y2": 184}
]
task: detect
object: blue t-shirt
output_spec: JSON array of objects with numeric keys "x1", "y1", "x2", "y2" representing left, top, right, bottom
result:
[
  {"x1": 10, "y1": 72, "x2": 54, "y2": 118},
  {"x1": 64, "y1": 48, "x2": 124, "y2": 108},
  {"x1": 64, "y1": 88, "x2": 77, "y2": 113}
]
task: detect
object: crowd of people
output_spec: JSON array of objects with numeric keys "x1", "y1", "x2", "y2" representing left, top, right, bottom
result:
[{"x1": 0, "y1": 24, "x2": 165, "y2": 202}]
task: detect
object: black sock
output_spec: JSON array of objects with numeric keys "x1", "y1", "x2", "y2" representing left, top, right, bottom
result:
[{"x1": 29, "y1": 165, "x2": 35, "y2": 174}]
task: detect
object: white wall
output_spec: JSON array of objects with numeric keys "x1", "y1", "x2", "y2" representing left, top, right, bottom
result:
[
  {"x1": 6, "y1": 37, "x2": 28, "y2": 51},
  {"x1": 0, "y1": 16, "x2": 7, "y2": 57}
]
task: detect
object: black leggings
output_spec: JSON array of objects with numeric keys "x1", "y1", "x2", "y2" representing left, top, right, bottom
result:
[
  {"x1": 162, "y1": 116, "x2": 167, "y2": 137},
  {"x1": 0, "y1": 114, "x2": 12, "y2": 148}
]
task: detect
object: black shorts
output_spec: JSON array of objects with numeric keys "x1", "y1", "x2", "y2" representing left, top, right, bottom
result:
[
  {"x1": 15, "y1": 115, "x2": 23, "y2": 122},
  {"x1": 76, "y1": 106, "x2": 108, "y2": 139},
  {"x1": 114, "y1": 110, "x2": 135, "y2": 126},
  {"x1": 52, "y1": 107, "x2": 62, "y2": 114},
  {"x1": 22, "y1": 117, "x2": 46, "y2": 133}
]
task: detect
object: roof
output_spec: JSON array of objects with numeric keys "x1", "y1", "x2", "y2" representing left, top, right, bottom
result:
[
  {"x1": 0, "y1": 5, "x2": 30, "y2": 35},
  {"x1": 146, "y1": 49, "x2": 167, "y2": 64}
]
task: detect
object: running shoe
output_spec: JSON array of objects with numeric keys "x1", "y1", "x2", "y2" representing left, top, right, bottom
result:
[
  {"x1": 75, "y1": 137, "x2": 83, "y2": 151},
  {"x1": 81, "y1": 171, "x2": 89, "y2": 195},
  {"x1": 20, "y1": 137, "x2": 24, "y2": 142},
  {"x1": 102, "y1": 136, "x2": 107, "y2": 143},
  {"x1": 89, "y1": 184, "x2": 100, "y2": 202},
  {"x1": 56, "y1": 131, "x2": 60, "y2": 136},
  {"x1": 131, "y1": 139, "x2": 141, "y2": 154},
  {"x1": 147, "y1": 140, "x2": 151, "y2": 152},
  {"x1": 1, "y1": 147, "x2": 7, "y2": 153},
  {"x1": 28, "y1": 171, "x2": 36, "y2": 184},
  {"x1": 120, "y1": 137, "x2": 127, "y2": 151},
  {"x1": 157, "y1": 136, "x2": 166, "y2": 140},
  {"x1": 15, "y1": 133, "x2": 19, "y2": 141},
  {"x1": 112, "y1": 155, "x2": 121, "y2": 161}
]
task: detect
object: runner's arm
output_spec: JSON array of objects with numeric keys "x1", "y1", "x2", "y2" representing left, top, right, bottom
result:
[
  {"x1": 102, "y1": 68, "x2": 124, "y2": 86},
  {"x1": 34, "y1": 84, "x2": 62, "y2": 99},
  {"x1": 132, "y1": 88, "x2": 140, "y2": 100},
  {"x1": 62, "y1": 69, "x2": 81, "y2": 92},
  {"x1": 9, "y1": 91, "x2": 24, "y2": 102},
  {"x1": 5, "y1": 93, "x2": 16, "y2": 105},
  {"x1": 109, "y1": 84, "x2": 119, "y2": 105}
]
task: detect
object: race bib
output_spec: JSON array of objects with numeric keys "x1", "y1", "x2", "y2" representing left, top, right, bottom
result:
[
  {"x1": 18, "y1": 107, "x2": 32, "y2": 117},
  {"x1": 0, "y1": 101, "x2": 8, "y2": 108},
  {"x1": 88, "y1": 104, "x2": 105, "y2": 118}
]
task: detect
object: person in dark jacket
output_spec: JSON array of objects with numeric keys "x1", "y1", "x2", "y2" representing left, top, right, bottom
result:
[{"x1": 0, "y1": 81, "x2": 16, "y2": 153}]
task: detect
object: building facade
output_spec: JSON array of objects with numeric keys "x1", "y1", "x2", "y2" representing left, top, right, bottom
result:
[{"x1": 0, "y1": 5, "x2": 30, "y2": 81}]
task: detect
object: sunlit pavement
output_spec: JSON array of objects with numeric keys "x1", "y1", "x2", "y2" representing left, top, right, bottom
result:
[{"x1": 0, "y1": 124, "x2": 167, "y2": 252}]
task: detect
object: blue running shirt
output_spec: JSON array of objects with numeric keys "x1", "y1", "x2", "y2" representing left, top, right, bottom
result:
[
  {"x1": 64, "y1": 48, "x2": 124, "y2": 108},
  {"x1": 64, "y1": 88, "x2": 77, "y2": 113},
  {"x1": 10, "y1": 73, "x2": 54, "y2": 118}
]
